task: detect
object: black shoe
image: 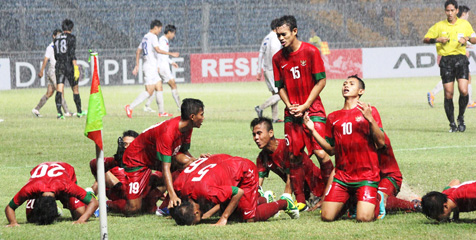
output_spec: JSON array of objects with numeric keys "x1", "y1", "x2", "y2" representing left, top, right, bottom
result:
[
  {"x1": 273, "y1": 119, "x2": 284, "y2": 123},
  {"x1": 254, "y1": 106, "x2": 263, "y2": 118},
  {"x1": 411, "y1": 199, "x2": 422, "y2": 213},
  {"x1": 457, "y1": 117, "x2": 466, "y2": 132},
  {"x1": 449, "y1": 122, "x2": 458, "y2": 132}
]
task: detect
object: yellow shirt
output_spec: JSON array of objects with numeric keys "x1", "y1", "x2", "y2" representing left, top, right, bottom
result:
[{"x1": 425, "y1": 18, "x2": 476, "y2": 56}]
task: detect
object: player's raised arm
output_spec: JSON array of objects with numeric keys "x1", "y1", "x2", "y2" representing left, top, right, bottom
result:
[
  {"x1": 304, "y1": 113, "x2": 335, "y2": 155},
  {"x1": 213, "y1": 187, "x2": 244, "y2": 226}
]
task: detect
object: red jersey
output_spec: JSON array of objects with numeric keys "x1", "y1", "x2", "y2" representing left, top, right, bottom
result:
[
  {"x1": 379, "y1": 134, "x2": 402, "y2": 188},
  {"x1": 256, "y1": 139, "x2": 289, "y2": 181},
  {"x1": 123, "y1": 116, "x2": 192, "y2": 170},
  {"x1": 273, "y1": 42, "x2": 326, "y2": 117},
  {"x1": 443, "y1": 181, "x2": 476, "y2": 212},
  {"x1": 8, "y1": 162, "x2": 93, "y2": 210},
  {"x1": 325, "y1": 106, "x2": 382, "y2": 183}
]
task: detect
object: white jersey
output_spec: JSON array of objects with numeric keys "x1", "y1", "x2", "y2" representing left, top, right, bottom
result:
[
  {"x1": 258, "y1": 31, "x2": 281, "y2": 73},
  {"x1": 138, "y1": 32, "x2": 160, "y2": 67},
  {"x1": 45, "y1": 42, "x2": 56, "y2": 72},
  {"x1": 157, "y1": 35, "x2": 173, "y2": 66}
]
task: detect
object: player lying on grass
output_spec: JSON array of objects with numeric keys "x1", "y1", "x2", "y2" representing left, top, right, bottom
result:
[
  {"x1": 5, "y1": 162, "x2": 98, "y2": 227},
  {"x1": 251, "y1": 117, "x2": 326, "y2": 211},
  {"x1": 303, "y1": 75, "x2": 385, "y2": 222},
  {"x1": 422, "y1": 179, "x2": 476, "y2": 222},
  {"x1": 170, "y1": 154, "x2": 299, "y2": 225}
]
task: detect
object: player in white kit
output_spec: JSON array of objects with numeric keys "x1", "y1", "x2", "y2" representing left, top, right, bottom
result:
[
  {"x1": 254, "y1": 19, "x2": 283, "y2": 123},
  {"x1": 32, "y1": 29, "x2": 71, "y2": 118},
  {"x1": 125, "y1": 20, "x2": 179, "y2": 118},
  {"x1": 144, "y1": 25, "x2": 182, "y2": 114}
]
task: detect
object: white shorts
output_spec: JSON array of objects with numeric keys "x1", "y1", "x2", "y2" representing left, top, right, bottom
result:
[
  {"x1": 143, "y1": 64, "x2": 160, "y2": 85},
  {"x1": 47, "y1": 68, "x2": 57, "y2": 88},
  {"x1": 158, "y1": 63, "x2": 173, "y2": 83},
  {"x1": 264, "y1": 69, "x2": 278, "y2": 94}
]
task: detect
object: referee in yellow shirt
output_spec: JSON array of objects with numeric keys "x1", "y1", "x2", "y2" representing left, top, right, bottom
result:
[{"x1": 424, "y1": 0, "x2": 476, "y2": 132}]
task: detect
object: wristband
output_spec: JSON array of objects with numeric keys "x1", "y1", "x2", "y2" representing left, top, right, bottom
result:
[{"x1": 429, "y1": 38, "x2": 436, "y2": 44}]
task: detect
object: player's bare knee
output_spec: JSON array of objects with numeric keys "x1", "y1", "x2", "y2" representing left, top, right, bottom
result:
[
  {"x1": 356, "y1": 213, "x2": 374, "y2": 222},
  {"x1": 314, "y1": 149, "x2": 329, "y2": 161}
]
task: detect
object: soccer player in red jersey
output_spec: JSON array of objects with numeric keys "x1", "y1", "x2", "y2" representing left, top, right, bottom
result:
[
  {"x1": 272, "y1": 15, "x2": 333, "y2": 208},
  {"x1": 422, "y1": 179, "x2": 476, "y2": 222},
  {"x1": 171, "y1": 154, "x2": 299, "y2": 225},
  {"x1": 115, "y1": 98, "x2": 204, "y2": 215},
  {"x1": 304, "y1": 75, "x2": 386, "y2": 222},
  {"x1": 251, "y1": 117, "x2": 325, "y2": 210},
  {"x1": 4, "y1": 162, "x2": 98, "y2": 227}
]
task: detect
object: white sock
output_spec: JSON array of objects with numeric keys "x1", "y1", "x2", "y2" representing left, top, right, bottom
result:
[
  {"x1": 432, "y1": 81, "x2": 443, "y2": 95},
  {"x1": 130, "y1": 91, "x2": 150, "y2": 109},
  {"x1": 156, "y1": 91, "x2": 164, "y2": 113},
  {"x1": 145, "y1": 91, "x2": 156, "y2": 108},
  {"x1": 171, "y1": 89, "x2": 181, "y2": 108},
  {"x1": 468, "y1": 84, "x2": 473, "y2": 103}
]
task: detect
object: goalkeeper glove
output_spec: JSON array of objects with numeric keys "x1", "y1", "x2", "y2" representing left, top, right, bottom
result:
[{"x1": 74, "y1": 65, "x2": 80, "y2": 81}]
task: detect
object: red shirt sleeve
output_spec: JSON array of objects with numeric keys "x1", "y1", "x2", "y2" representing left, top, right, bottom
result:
[
  {"x1": 371, "y1": 107, "x2": 383, "y2": 129},
  {"x1": 156, "y1": 127, "x2": 174, "y2": 157},
  {"x1": 311, "y1": 45, "x2": 326, "y2": 80},
  {"x1": 325, "y1": 113, "x2": 335, "y2": 146}
]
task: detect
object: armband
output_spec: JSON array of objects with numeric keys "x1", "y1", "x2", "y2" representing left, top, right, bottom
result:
[{"x1": 429, "y1": 38, "x2": 436, "y2": 44}]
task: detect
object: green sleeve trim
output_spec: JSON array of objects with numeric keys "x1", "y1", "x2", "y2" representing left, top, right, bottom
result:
[
  {"x1": 284, "y1": 168, "x2": 290, "y2": 174},
  {"x1": 275, "y1": 80, "x2": 283, "y2": 89},
  {"x1": 124, "y1": 166, "x2": 144, "y2": 173},
  {"x1": 8, "y1": 199, "x2": 19, "y2": 210},
  {"x1": 231, "y1": 186, "x2": 239, "y2": 196},
  {"x1": 157, "y1": 152, "x2": 172, "y2": 163},
  {"x1": 384, "y1": 176, "x2": 400, "y2": 192},
  {"x1": 333, "y1": 178, "x2": 379, "y2": 188},
  {"x1": 309, "y1": 116, "x2": 326, "y2": 124},
  {"x1": 325, "y1": 136, "x2": 335, "y2": 147},
  {"x1": 313, "y1": 72, "x2": 326, "y2": 83},
  {"x1": 259, "y1": 171, "x2": 269, "y2": 178},
  {"x1": 82, "y1": 192, "x2": 93, "y2": 204},
  {"x1": 380, "y1": 128, "x2": 384, "y2": 133},
  {"x1": 180, "y1": 143, "x2": 190, "y2": 153},
  {"x1": 443, "y1": 186, "x2": 451, "y2": 191}
]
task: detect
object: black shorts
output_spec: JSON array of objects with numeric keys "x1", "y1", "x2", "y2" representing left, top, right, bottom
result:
[
  {"x1": 439, "y1": 55, "x2": 469, "y2": 84},
  {"x1": 55, "y1": 67, "x2": 77, "y2": 87}
]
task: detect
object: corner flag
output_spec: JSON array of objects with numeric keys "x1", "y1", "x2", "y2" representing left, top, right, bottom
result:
[{"x1": 84, "y1": 52, "x2": 106, "y2": 149}]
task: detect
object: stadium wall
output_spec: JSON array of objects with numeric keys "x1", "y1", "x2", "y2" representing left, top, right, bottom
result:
[{"x1": 4, "y1": 46, "x2": 476, "y2": 90}]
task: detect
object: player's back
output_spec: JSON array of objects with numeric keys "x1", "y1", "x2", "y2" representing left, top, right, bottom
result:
[
  {"x1": 140, "y1": 32, "x2": 159, "y2": 66},
  {"x1": 54, "y1": 33, "x2": 76, "y2": 69},
  {"x1": 45, "y1": 42, "x2": 57, "y2": 71},
  {"x1": 157, "y1": 35, "x2": 170, "y2": 66},
  {"x1": 443, "y1": 181, "x2": 476, "y2": 212}
]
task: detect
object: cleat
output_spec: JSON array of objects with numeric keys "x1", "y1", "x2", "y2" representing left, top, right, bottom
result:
[
  {"x1": 307, "y1": 193, "x2": 321, "y2": 209},
  {"x1": 155, "y1": 207, "x2": 170, "y2": 217},
  {"x1": 468, "y1": 102, "x2": 476, "y2": 109},
  {"x1": 449, "y1": 122, "x2": 458, "y2": 133},
  {"x1": 76, "y1": 110, "x2": 88, "y2": 118},
  {"x1": 57, "y1": 206, "x2": 63, "y2": 217},
  {"x1": 280, "y1": 193, "x2": 299, "y2": 219},
  {"x1": 427, "y1": 92, "x2": 434, "y2": 107},
  {"x1": 158, "y1": 112, "x2": 173, "y2": 117},
  {"x1": 377, "y1": 191, "x2": 386, "y2": 220},
  {"x1": 143, "y1": 106, "x2": 156, "y2": 112},
  {"x1": 347, "y1": 207, "x2": 356, "y2": 219},
  {"x1": 264, "y1": 191, "x2": 276, "y2": 203},
  {"x1": 254, "y1": 106, "x2": 263, "y2": 118},
  {"x1": 85, "y1": 187, "x2": 98, "y2": 200},
  {"x1": 294, "y1": 201, "x2": 309, "y2": 212},
  {"x1": 93, "y1": 208, "x2": 100, "y2": 218},
  {"x1": 32, "y1": 109, "x2": 42, "y2": 118},
  {"x1": 64, "y1": 112, "x2": 73, "y2": 117},
  {"x1": 57, "y1": 114, "x2": 65, "y2": 120},
  {"x1": 411, "y1": 199, "x2": 422, "y2": 213},
  {"x1": 258, "y1": 186, "x2": 265, "y2": 197},
  {"x1": 273, "y1": 119, "x2": 284, "y2": 123},
  {"x1": 125, "y1": 105, "x2": 133, "y2": 118},
  {"x1": 457, "y1": 117, "x2": 466, "y2": 132}
]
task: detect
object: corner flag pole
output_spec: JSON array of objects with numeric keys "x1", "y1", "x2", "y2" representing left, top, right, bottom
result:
[{"x1": 85, "y1": 51, "x2": 108, "y2": 240}]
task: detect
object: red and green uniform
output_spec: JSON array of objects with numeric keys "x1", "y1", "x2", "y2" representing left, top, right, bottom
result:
[
  {"x1": 443, "y1": 181, "x2": 476, "y2": 212},
  {"x1": 378, "y1": 134, "x2": 403, "y2": 197}
]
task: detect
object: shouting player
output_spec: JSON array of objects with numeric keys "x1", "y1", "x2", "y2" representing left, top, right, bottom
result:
[
  {"x1": 422, "y1": 179, "x2": 476, "y2": 222},
  {"x1": 171, "y1": 154, "x2": 299, "y2": 226},
  {"x1": 126, "y1": 20, "x2": 179, "y2": 118},
  {"x1": 32, "y1": 29, "x2": 72, "y2": 118},
  {"x1": 54, "y1": 19, "x2": 85, "y2": 119},
  {"x1": 5, "y1": 162, "x2": 98, "y2": 227},
  {"x1": 251, "y1": 117, "x2": 325, "y2": 210},
  {"x1": 304, "y1": 75, "x2": 385, "y2": 222},
  {"x1": 272, "y1": 15, "x2": 333, "y2": 209}
]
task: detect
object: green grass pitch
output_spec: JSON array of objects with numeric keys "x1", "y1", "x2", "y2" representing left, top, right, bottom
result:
[{"x1": 1, "y1": 77, "x2": 476, "y2": 239}]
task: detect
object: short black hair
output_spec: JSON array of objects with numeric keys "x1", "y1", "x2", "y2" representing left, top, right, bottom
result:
[
  {"x1": 270, "y1": 18, "x2": 280, "y2": 30},
  {"x1": 181, "y1": 98, "x2": 204, "y2": 121},
  {"x1": 347, "y1": 74, "x2": 365, "y2": 90},
  {"x1": 250, "y1": 117, "x2": 274, "y2": 132},
  {"x1": 61, "y1": 19, "x2": 74, "y2": 31},
  {"x1": 421, "y1": 191, "x2": 448, "y2": 221},
  {"x1": 457, "y1": 5, "x2": 470, "y2": 17},
  {"x1": 52, "y1": 29, "x2": 62, "y2": 37},
  {"x1": 164, "y1": 25, "x2": 176, "y2": 34},
  {"x1": 150, "y1": 19, "x2": 162, "y2": 30},
  {"x1": 170, "y1": 196, "x2": 196, "y2": 226},
  {"x1": 30, "y1": 196, "x2": 58, "y2": 225},
  {"x1": 277, "y1": 15, "x2": 297, "y2": 32},
  {"x1": 445, "y1": 0, "x2": 458, "y2": 10},
  {"x1": 123, "y1": 130, "x2": 139, "y2": 139}
]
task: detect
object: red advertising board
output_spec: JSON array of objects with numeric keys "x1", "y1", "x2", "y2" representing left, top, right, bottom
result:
[{"x1": 323, "y1": 48, "x2": 362, "y2": 79}]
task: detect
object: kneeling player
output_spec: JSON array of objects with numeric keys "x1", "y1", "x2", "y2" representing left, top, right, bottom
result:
[
  {"x1": 251, "y1": 117, "x2": 325, "y2": 210},
  {"x1": 304, "y1": 75, "x2": 385, "y2": 222},
  {"x1": 171, "y1": 154, "x2": 299, "y2": 225},
  {"x1": 422, "y1": 179, "x2": 476, "y2": 222},
  {"x1": 5, "y1": 162, "x2": 98, "y2": 227}
]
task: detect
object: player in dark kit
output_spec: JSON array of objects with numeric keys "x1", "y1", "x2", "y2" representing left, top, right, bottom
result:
[
  {"x1": 422, "y1": 179, "x2": 476, "y2": 222},
  {"x1": 304, "y1": 75, "x2": 386, "y2": 222},
  {"x1": 171, "y1": 154, "x2": 299, "y2": 226},
  {"x1": 272, "y1": 15, "x2": 333, "y2": 210},
  {"x1": 4, "y1": 162, "x2": 98, "y2": 227},
  {"x1": 54, "y1": 19, "x2": 85, "y2": 119}
]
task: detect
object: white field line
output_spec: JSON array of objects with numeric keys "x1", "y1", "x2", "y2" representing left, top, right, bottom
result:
[{"x1": 394, "y1": 145, "x2": 476, "y2": 152}]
